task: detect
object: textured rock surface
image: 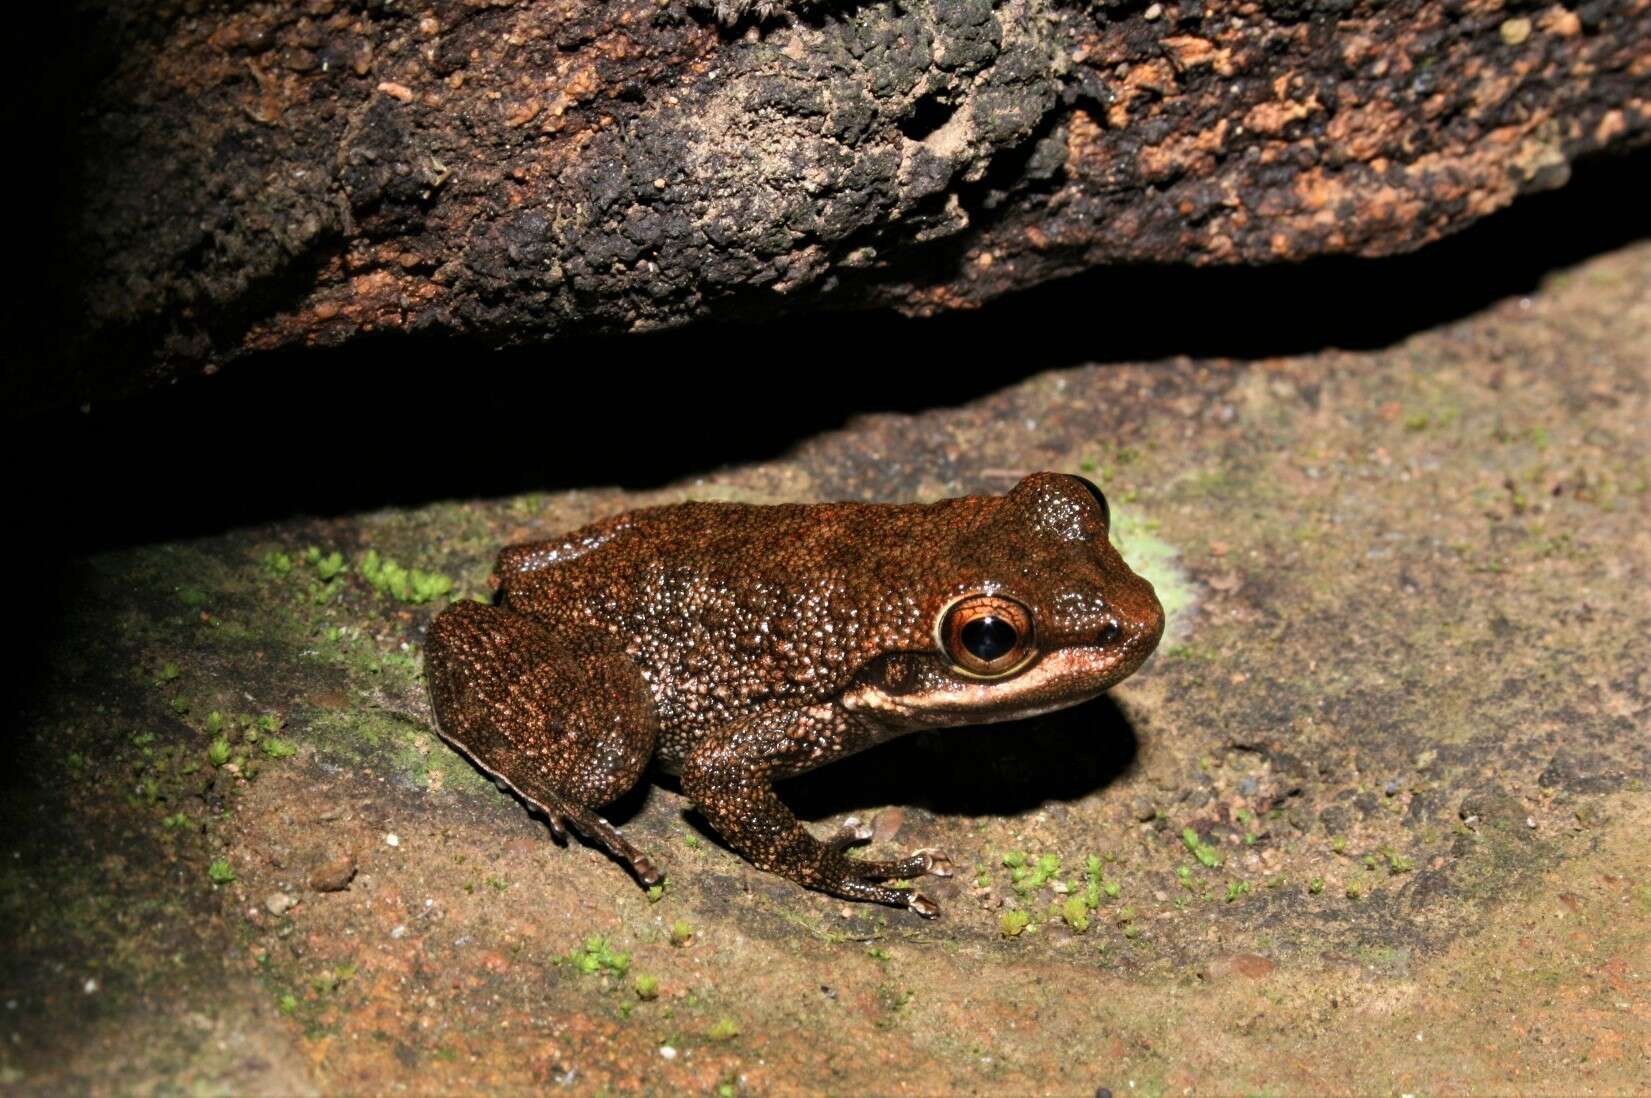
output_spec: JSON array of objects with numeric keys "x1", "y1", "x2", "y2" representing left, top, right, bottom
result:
[
  {"x1": 12, "y1": 0, "x2": 1651, "y2": 406},
  {"x1": 4, "y1": 232, "x2": 1648, "y2": 1094}
]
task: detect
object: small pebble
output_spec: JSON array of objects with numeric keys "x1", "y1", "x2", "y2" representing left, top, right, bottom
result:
[
  {"x1": 1500, "y1": 16, "x2": 1531, "y2": 45},
  {"x1": 265, "y1": 891, "x2": 297, "y2": 916},
  {"x1": 309, "y1": 853, "x2": 357, "y2": 893},
  {"x1": 83, "y1": 979, "x2": 98, "y2": 994},
  {"x1": 390, "y1": 925, "x2": 408, "y2": 940},
  {"x1": 871, "y1": 807, "x2": 904, "y2": 842},
  {"x1": 1384, "y1": 780, "x2": 1401, "y2": 797},
  {"x1": 658, "y1": 1046, "x2": 678, "y2": 1061},
  {"x1": 385, "y1": 833, "x2": 400, "y2": 847}
]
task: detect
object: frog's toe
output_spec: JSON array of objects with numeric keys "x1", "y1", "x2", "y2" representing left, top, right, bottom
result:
[
  {"x1": 906, "y1": 891, "x2": 941, "y2": 919},
  {"x1": 914, "y1": 848, "x2": 954, "y2": 878},
  {"x1": 543, "y1": 813, "x2": 569, "y2": 842},
  {"x1": 633, "y1": 856, "x2": 664, "y2": 888},
  {"x1": 826, "y1": 816, "x2": 875, "y2": 853}
]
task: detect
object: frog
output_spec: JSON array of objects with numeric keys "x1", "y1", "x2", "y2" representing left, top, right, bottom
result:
[{"x1": 424, "y1": 472, "x2": 1164, "y2": 916}]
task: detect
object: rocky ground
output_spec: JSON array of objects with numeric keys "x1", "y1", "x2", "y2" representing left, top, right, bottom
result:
[{"x1": 3, "y1": 235, "x2": 1648, "y2": 1094}]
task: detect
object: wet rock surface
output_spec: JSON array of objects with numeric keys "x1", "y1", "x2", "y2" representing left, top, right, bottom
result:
[{"x1": 3, "y1": 239, "x2": 1649, "y2": 1092}]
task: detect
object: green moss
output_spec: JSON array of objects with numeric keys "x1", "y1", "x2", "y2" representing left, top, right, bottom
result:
[
  {"x1": 633, "y1": 974, "x2": 659, "y2": 1000},
  {"x1": 357, "y1": 549, "x2": 453, "y2": 605},
  {"x1": 567, "y1": 936, "x2": 630, "y2": 976},
  {"x1": 708, "y1": 1017, "x2": 739, "y2": 1042},
  {"x1": 1061, "y1": 896, "x2": 1090, "y2": 931},
  {"x1": 1308, "y1": 877, "x2": 1324, "y2": 895},
  {"x1": 207, "y1": 859, "x2": 235, "y2": 885},
  {"x1": 1083, "y1": 855, "x2": 1103, "y2": 908},
  {"x1": 207, "y1": 739, "x2": 231, "y2": 767},
  {"x1": 259, "y1": 738, "x2": 298, "y2": 760},
  {"x1": 1225, "y1": 881, "x2": 1250, "y2": 903},
  {"x1": 999, "y1": 910, "x2": 1030, "y2": 938},
  {"x1": 1182, "y1": 828, "x2": 1223, "y2": 869},
  {"x1": 1004, "y1": 851, "x2": 1061, "y2": 895},
  {"x1": 307, "y1": 549, "x2": 346, "y2": 582},
  {"x1": 669, "y1": 920, "x2": 694, "y2": 946}
]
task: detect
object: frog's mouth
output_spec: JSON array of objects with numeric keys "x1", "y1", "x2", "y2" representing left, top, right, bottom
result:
[{"x1": 842, "y1": 638, "x2": 1155, "y2": 728}]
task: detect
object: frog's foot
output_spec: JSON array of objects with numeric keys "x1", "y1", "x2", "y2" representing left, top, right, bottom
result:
[
  {"x1": 825, "y1": 816, "x2": 874, "y2": 853},
  {"x1": 906, "y1": 891, "x2": 941, "y2": 919},
  {"x1": 555, "y1": 800, "x2": 664, "y2": 887},
  {"x1": 828, "y1": 848, "x2": 952, "y2": 918},
  {"x1": 840, "y1": 847, "x2": 954, "y2": 882},
  {"x1": 508, "y1": 784, "x2": 661, "y2": 887},
  {"x1": 825, "y1": 818, "x2": 953, "y2": 880},
  {"x1": 821, "y1": 875, "x2": 941, "y2": 918},
  {"x1": 540, "y1": 810, "x2": 569, "y2": 842}
]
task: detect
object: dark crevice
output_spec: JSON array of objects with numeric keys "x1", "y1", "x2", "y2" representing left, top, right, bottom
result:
[{"x1": 897, "y1": 92, "x2": 958, "y2": 142}]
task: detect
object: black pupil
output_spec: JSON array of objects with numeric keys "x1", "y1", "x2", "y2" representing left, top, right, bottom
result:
[{"x1": 961, "y1": 616, "x2": 1017, "y2": 662}]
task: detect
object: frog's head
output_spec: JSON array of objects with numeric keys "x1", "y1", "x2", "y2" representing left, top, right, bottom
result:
[{"x1": 844, "y1": 472, "x2": 1164, "y2": 728}]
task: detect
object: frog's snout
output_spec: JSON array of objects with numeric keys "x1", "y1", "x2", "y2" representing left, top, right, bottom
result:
[{"x1": 1112, "y1": 576, "x2": 1166, "y2": 674}]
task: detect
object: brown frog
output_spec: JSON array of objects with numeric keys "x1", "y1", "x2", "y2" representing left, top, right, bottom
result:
[{"x1": 424, "y1": 472, "x2": 1164, "y2": 916}]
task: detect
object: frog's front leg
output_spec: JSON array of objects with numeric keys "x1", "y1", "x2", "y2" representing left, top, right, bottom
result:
[
  {"x1": 424, "y1": 601, "x2": 663, "y2": 885},
  {"x1": 680, "y1": 706, "x2": 951, "y2": 916}
]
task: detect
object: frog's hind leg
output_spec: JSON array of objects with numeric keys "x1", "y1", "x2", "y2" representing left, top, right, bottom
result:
[{"x1": 424, "y1": 601, "x2": 662, "y2": 885}]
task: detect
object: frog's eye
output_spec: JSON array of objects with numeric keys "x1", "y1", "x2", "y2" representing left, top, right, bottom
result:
[
  {"x1": 1070, "y1": 475, "x2": 1110, "y2": 526},
  {"x1": 939, "y1": 595, "x2": 1036, "y2": 678}
]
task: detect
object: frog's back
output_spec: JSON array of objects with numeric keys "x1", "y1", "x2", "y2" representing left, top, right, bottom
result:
[
  {"x1": 499, "y1": 497, "x2": 990, "y2": 614},
  {"x1": 492, "y1": 496, "x2": 998, "y2": 736}
]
